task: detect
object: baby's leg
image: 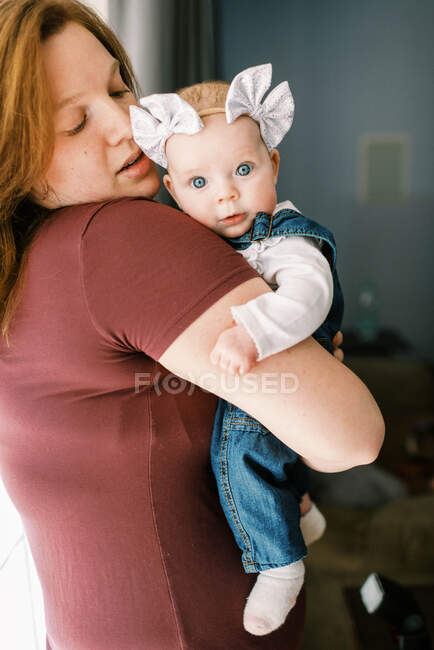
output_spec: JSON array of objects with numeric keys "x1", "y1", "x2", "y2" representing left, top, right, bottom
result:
[
  {"x1": 210, "y1": 401, "x2": 308, "y2": 636},
  {"x1": 299, "y1": 493, "x2": 326, "y2": 546},
  {"x1": 244, "y1": 489, "x2": 326, "y2": 636},
  {"x1": 243, "y1": 560, "x2": 305, "y2": 636}
]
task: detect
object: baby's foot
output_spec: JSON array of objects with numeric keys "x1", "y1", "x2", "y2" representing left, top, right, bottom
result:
[
  {"x1": 300, "y1": 501, "x2": 326, "y2": 546},
  {"x1": 243, "y1": 560, "x2": 305, "y2": 636}
]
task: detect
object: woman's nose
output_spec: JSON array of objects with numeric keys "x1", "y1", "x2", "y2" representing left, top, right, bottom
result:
[{"x1": 101, "y1": 100, "x2": 133, "y2": 146}]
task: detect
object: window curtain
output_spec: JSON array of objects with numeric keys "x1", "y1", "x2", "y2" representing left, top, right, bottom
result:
[{"x1": 107, "y1": 0, "x2": 217, "y2": 95}]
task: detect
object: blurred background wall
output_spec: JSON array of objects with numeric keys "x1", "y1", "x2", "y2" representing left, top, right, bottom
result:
[{"x1": 216, "y1": 0, "x2": 434, "y2": 362}]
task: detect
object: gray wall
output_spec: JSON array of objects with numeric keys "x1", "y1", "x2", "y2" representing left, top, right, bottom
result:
[{"x1": 217, "y1": 0, "x2": 434, "y2": 361}]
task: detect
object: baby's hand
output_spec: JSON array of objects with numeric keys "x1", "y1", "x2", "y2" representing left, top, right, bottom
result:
[
  {"x1": 332, "y1": 330, "x2": 344, "y2": 362},
  {"x1": 210, "y1": 324, "x2": 258, "y2": 375}
]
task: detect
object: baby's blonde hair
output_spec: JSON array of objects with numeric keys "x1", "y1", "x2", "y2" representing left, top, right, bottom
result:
[{"x1": 177, "y1": 80, "x2": 230, "y2": 116}]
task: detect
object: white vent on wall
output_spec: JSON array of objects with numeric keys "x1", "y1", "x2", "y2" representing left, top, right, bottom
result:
[{"x1": 358, "y1": 134, "x2": 410, "y2": 203}]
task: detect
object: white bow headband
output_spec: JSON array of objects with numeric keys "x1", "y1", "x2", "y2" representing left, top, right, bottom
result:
[{"x1": 130, "y1": 63, "x2": 294, "y2": 168}]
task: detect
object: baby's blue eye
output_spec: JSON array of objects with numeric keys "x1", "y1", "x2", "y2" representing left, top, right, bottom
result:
[
  {"x1": 191, "y1": 176, "x2": 207, "y2": 189},
  {"x1": 236, "y1": 163, "x2": 253, "y2": 176}
]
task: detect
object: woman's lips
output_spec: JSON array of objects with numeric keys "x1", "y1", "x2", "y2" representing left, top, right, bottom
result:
[
  {"x1": 221, "y1": 213, "x2": 246, "y2": 226},
  {"x1": 117, "y1": 151, "x2": 151, "y2": 179}
]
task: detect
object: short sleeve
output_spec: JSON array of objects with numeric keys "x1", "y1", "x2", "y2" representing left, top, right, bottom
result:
[{"x1": 80, "y1": 198, "x2": 258, "y2": 359}]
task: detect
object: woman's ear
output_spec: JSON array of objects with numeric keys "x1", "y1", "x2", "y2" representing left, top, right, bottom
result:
[{"x1": 270, "y1": 149, "x2": 280, "y2": 184}]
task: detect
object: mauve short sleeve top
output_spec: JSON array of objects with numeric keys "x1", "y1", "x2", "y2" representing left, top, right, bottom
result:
[{"x1": 0, "y1": 198, "x2": 304, "y2": 650}]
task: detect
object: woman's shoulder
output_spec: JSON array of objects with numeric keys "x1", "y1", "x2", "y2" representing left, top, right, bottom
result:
[
  {"x1": 77, "y1": 197, "x2": 257, "y2": 359},
  {"x1": 78, "y1": 197, "x2": 235, "y2": 273},
  {"x1": 38, "y1": 197, "x2": 217, "y2": 263},
  {"x1": 78, "y1": 196, "x2": 221, "y2": 247},
  {"x1": 83, "y1": 196, "x2": 180, "y2": 224},
  {"x1": 48, "y1": 197, "x2": 186, "y2": 238}
]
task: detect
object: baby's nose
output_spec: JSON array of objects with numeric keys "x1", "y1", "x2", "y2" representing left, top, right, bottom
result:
[{"x1": 217, "y1": 183, "x2": 239, "y2": 203}]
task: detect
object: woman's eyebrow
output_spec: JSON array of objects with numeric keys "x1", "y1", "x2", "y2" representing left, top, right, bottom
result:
[{"x1": 56, "y1": 59, "x2": 120, "y2": 111}]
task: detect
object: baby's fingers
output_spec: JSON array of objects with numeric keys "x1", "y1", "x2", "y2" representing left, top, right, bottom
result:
[
  {"x1": 239, "y1": 360, "x2": 253, "y2": 375},
  {"x1": 225, "y1": 364, "x2": 237, "y2": 376},
  {"x1": 220, "y1": 354, "x2": 241, "y2": 376},
  {"x1": 219, "y1": 357, "x2": 233, "y2": 373},
  {"x1": 210, "y1": 345, "x2": 221, "y2": 366},
  {"x1": 334, "y1": 348, "x2": 344, "y2": 362},
  {"x1": 227, "y1": 360, "x2": 244, "y2": 376}
]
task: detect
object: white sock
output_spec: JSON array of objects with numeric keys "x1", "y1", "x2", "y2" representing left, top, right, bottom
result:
[
  {"x1": 243, "y1": 560, "x2": 305, "y2": 636},
  {"x1": 300, "y1": 502, "x2": 326, "y2": 546}
]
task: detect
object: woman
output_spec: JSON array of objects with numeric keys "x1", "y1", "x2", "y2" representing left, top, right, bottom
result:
[{"x1": 0, "y1": 2, "x2": 384, "y2": 649}]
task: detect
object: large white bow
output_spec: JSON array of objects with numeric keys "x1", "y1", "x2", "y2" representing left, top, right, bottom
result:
[
  {"x1": 130, "y1": 94, "x2": 203, "y2": 168},
  {"x1": 130, "y1": 64, "x2": 294, "y2": 168},
  {"x1": 225, "y1": 63, "x2": 294, "y2": 150}
]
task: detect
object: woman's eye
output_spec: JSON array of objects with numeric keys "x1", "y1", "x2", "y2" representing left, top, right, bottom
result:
[
  {"x1": 110, "y1": 89, "x2": 131, "y2": 98},
  {"x1": 65, "y1": 89, "x2": 130, "y2": 136},
  {"x1": 67, "y1": 114, "x2": 87, "y2": 136},
  {"x1": 236, "y1": 163, "x2": 253, "y2": 176},
  {"x1": 190, "y1": 176, "x2": 207, "y2": 189}
]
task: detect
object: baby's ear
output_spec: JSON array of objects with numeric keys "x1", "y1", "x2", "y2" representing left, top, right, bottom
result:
[
  {"x1": 163, "y1": 173, "x2": 176, "y2": 201},
  {"x1": 269, "y1": 149, "x2": 280, "y2": 183}
]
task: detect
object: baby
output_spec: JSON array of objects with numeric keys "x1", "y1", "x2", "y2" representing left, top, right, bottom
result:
[{"x1": 130, "y1": 63, "x2": 344, "y2": 636}]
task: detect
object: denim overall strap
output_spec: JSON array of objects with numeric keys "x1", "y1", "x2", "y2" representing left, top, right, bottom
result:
[
  {"x1": 224, "y1": 208, "x2": 344, "y2": 353},
  {"x1": 224, "y1": 208, "x2": 336, "y2": 264}
]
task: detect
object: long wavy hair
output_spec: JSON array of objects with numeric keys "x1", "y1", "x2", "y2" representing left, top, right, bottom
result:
[{"x1": 0, "y1": 0, "x2": 139, "y2": 341}]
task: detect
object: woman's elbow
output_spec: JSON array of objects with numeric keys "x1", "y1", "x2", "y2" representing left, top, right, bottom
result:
[
  {"x1": 339, "y1": 407, "x2": 385, "y2": 471},
  {"x1": 338, "y1": 368, "x2": 386, "y2": 469},
  {"x1": 303, "y1": 410, "x2": 385, "y2": 473},
  {"x1": 359, "y1": 409, "x2": 385, "y2": 464}
]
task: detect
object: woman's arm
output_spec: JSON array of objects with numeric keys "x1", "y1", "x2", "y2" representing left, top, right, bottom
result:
[{"x1": 159, "y1": 277, "x2": 384, "y2": 473}]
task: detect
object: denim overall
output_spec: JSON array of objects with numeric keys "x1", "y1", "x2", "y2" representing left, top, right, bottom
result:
[{"x1": 210, "y1": 208, "x2": 344, "y2": 573}]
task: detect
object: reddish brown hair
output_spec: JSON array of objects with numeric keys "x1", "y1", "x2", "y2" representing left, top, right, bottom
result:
[{"x1": 0, "y1": 0, "x2": 139, "y2": 340}]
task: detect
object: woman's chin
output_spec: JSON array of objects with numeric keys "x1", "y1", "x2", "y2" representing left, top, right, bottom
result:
[{"x1": 129, "y1": 169, "x2": 161, "y2": 199}]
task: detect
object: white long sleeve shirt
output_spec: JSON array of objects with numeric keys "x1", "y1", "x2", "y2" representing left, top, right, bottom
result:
[{"x1": 231, "y1": 201, "x2": 334, "y2": 361}]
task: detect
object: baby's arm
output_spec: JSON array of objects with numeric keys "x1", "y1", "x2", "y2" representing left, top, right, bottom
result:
[{"x1": 211, "y1": 237, "x2": 333, "y2": 374}]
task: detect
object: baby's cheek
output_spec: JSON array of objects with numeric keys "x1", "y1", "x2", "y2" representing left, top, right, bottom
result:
[
  {"x1": 254, "y1": 184, "x2": 276, "y2": 214},
  {"x1": 185, "y1": 198, "x2": 209, "y2": 223}
]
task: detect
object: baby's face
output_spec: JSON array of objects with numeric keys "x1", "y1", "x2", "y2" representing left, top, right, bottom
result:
[{"x1": 163, "y1": 114, "x2": 279, "y2": 237}]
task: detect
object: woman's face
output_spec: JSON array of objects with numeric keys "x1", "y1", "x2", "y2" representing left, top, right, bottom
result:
[{"x1": 32, "y1": 21, "x2": 160, "y2": 209}]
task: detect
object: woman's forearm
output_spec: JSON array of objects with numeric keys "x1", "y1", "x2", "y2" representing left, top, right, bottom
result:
[
  {"x1": 247, "y1": 336, "x2": 385, "y2": 472},
  {"x1": 216, "y1": 334, "x2": 385, "y2": 471},
  {"x1": 159, "y1": 278, "x2": 384, "y2": 472}
]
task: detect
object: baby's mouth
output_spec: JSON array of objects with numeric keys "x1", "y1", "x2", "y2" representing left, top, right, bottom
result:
[{"x1": 220, "y1": 213, "x2": 247, "y2": 226}]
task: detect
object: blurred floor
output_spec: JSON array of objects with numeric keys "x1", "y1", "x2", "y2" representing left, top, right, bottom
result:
[{"x1": 300, "y1": 354, "x2": 434, "y2": 649}]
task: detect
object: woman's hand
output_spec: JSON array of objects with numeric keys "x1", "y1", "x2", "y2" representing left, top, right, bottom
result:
[
  {"x1": 210, "y1": 323, "x2": 257, "y2": 375},
  {"x1": 332, "y1": 331, "x2": 344, "y2": 362}
]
